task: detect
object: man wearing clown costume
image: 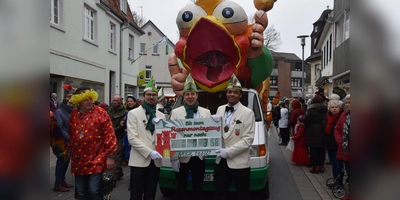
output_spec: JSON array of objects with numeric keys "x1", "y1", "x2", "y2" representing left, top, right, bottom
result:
[{"x1": 169, "y1": 0, "x2": 276, "y2": 96}]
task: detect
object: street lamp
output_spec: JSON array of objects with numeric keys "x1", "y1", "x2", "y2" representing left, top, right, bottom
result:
[{"x1": 297, "y1": 35, "x2": 309, "y2": 99}]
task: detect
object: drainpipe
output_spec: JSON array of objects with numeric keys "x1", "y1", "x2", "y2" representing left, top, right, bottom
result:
[{"x1": 120, "y1": 20, "x2": 129, "y2": 95}]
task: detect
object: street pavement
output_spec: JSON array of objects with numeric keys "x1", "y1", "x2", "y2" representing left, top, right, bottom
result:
[{"x1": 50, "y1": 124, "x2": 345, "y2": 200}]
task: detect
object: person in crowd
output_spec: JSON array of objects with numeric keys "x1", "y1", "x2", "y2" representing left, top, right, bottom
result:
[
  {"x1": 299, "y1": 97, "x2": 307, "y2": 111},
  {"x1": 169, "y1": 74, "x2": 212, "y2": 200},
  {"x1": 214, "y1": 74, "x2": 255, "y2": 200},
  {"x1": 302, "y1": 96, "x2": 328, "y2": 174},
  {"x1": 334, "y1": 94, "x2": 350, "y2": 194},
  {"x1": 323, "y1": 98, "x2": 344, "y2": 186},
  {"x1": 278, "y1": 101, "x2": 290, "y2": 145},
  {"x1": 99, "y1": 102, "x2": 109, "y2": 110},
  {"x1": 107, "y1": 95, "x2": 127, "y2": 182},
  {"x1": 284, "y1": 97, "x2": 290, "y2": 109},
  {"x1": 68, "y1": 87, "x2": 117, "y2": 199},
  {"x1": 50, "y1": 93, "x2": 60, "y2": 112},
  {"x1": 289, "y1": 99, "x2": 305, "y2": 136},
  {"x1": 272, "y1": 100, "x2": 281, "y2": 128},
  {"x1": 290, "y1": 115, "x2": 310, "y2": 166},
  {"x1": 126, "y1": 77, "x2": 166, "y2": 200},
  {"x1": 121, "y1": 95, "x2": 137, "y2": 166},
  {"x1": 51, "y1": 97, "x2": 74, "y2": 192}
]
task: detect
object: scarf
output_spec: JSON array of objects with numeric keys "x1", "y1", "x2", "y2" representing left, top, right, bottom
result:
[
  {"x1": 325, "y1": 110, "x2": 342, "y2": 134},
  {"x1": 343, "y1": 111, "x2": 350, "y2": 154},
  {"x1": 141, "y1": 101, "x2": 156, "y2": 131},
  {"x1": 184, "y1": 101, "x2": 199, "y2": 119}
]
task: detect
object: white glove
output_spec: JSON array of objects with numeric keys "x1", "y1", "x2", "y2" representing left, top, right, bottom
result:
[
  {"x1": 149, "y1": 151, "x2": 163, "y2": 160},
  {"x1": 215, "y1": 148, "x2": 228, "y2": 159},
  {"x1": 210, "y1": 114, "x2": 221, "y2": 122},
  {"x1": 171, "y1": 159, "x2": 180, "y2": 172},
  {"x1": 152, "y1": 118, "x2": 162, "y2": 124}
]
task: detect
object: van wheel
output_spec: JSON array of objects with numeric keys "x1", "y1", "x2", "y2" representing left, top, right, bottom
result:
[
  {"x1": 256, "y1": 177, "x2": 270, "y2": 199},
  {"x1": 159, "y1": 187, "x2": 175, "y2": 197}
]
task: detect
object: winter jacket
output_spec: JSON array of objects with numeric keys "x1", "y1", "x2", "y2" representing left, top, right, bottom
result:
[
  {"x1": 278, "y1": 107, "x2": 289, "y2": 128},
  {"x1": 323, "y1": 109, "x2": 343, "y2": 150},
  {"x1": 302, "y1": 103, "x2": 327, "y2": 147},
  {"x1": 289, "y1": 100, "x2": 305, "y2": 129},
  {"x1": 292, "y1": 125, "x2": 307, "y2": 148},
  {"x1": 272, "y1": 105, "x2": 281, "y2": 126},
  {"x1": 334, "y1": 111, "x2": 350, "y2": 162},
  {"x1": 107, "y1": 105, "x2": 127, "y2": 139}
]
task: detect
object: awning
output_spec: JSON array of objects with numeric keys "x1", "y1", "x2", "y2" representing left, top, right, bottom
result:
[{"x1": 315, "y1": 76, "x2": 330, "y2": 87}]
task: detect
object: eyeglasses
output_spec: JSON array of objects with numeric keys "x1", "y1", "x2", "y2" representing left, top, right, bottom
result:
[{"x1": 145, "y1": 93, "x2": 157, "y2": 97}]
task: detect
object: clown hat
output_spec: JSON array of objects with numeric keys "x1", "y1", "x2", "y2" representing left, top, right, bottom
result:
[
  {"x1": 157, "y1": 87, "x2": 165, "y2": 101},
  {"x1": 183, "y1": 74, "x2": 198, "y2": 93},
  {"x1": 144, "y1": 77, "x2": 158, "y2": 93},
  {"x1": 226, "y1": 74, "x2": 242, "y2": 90}
]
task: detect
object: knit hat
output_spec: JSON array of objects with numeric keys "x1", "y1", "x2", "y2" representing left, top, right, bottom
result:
[
  {"x1": 126, "y1": 94, "x2": 137, "y2": 101},
  {"x1": 226, "y1": 74, "x2": 242, "y2": 90},
  {"x1": 157, "y1": 87, "x2": 165, "y2": 101},
  {"x1": 143, "y1": 77, "x2": 158, "y2": 93},
  {"x1": 183, "y1": 74, "x2": 198, "y2": 93},
  {"x1": 297, "y1": 115, "x2": 304, "y2": 122},
  {"x1": 99, "y1": 102, "x2": 108, "y2": 109}
]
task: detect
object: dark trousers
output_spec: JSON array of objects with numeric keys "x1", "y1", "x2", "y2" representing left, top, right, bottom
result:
[
  {"x1": 280, "y1": 128, "x2": 290, "y2": 143},
  {"x1": 130, "y1": 160, "x2": 160, "y2": 200},
  {"x1": 75, "y1": 173, "x2": 103, "y2": 200},
  {"x1": 112, "y1": 138, "x2": 123, "y2": 179},
  {"x1": 175, "y1": 157, "x2": 205, "y2": 200},
  {"x1": 309, "y1": 147, "x2": 326, "y2": 166},
  {"x1": 54, "y1": 155, "x2": 70, "y2": 186},
  {"x1": 327, "y1": 149, "x2": 344, "y2": 183},
  {"x1": 214, "y1": 158, "x2": 250, "y2": 200}
]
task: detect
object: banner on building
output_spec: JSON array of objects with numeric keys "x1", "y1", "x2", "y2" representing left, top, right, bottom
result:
[{"x1": 137, "y1": 70, "x2": 146, "y2": 86}]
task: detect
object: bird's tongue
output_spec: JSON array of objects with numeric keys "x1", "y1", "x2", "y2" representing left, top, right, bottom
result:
[{"x1": 194, "y1": 50, "x2": 232, "y2": 82}]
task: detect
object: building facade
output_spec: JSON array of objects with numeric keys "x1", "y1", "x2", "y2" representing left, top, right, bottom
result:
[
  {"x1": 137, "y1": 20, "x2": 175, "y2": 97},
  {"x1": 50, "y1": 0, "x2": 144, "y2": 104},
  {"x1": 306, "y1": 1, "x2": 350, "y2": 98},
  {"x1": 270, "y1": 51, "x2": 311, "y2": 99},
  {"x1": 331, "y1": 0, "x2": 350, "y2": 94},
  {"x1": 307, "y1": 8, "x2": 333, "y2": 95}
]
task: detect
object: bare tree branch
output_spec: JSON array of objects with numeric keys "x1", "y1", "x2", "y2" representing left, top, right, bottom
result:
[
  {"x1": 132, "y1": 11, "x2": 145, "y2": 27},
  {"x1": 264, "y1": 25, "x2": 282, "y2": 51}
]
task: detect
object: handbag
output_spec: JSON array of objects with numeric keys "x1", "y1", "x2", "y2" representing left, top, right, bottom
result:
[
  {"x1": 286, "y1": 140, "x2": 294, "y2": 151},
  {"x1": 102, "y1": 173, "x2": 114, "y2": 196}
]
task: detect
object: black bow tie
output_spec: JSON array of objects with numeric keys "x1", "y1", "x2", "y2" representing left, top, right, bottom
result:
[{"x1": 225, "y1": 106, "x2": 234, "y2": 112}]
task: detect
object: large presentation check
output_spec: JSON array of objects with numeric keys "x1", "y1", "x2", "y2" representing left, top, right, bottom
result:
[{"x1": 155, "y1": 118, "x2": 222, "y2": 158}]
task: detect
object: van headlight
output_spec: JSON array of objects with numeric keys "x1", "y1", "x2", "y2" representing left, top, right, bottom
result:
[{"x1": 249, "y1": 144, "x2": 266, "y2": 157}]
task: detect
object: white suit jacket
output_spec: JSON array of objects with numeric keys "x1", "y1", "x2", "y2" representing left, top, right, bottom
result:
[
  {"x1": 127, "y1": 105, "x2": 166, "y2": 167},
  {"x1": 215, "y1": 102, "x2": 255, "y2": 169},
  {"x1": 170, "y1": 106, "x2": 211, "y2": 163}
]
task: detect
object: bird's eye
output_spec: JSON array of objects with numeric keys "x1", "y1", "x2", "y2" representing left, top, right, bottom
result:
[
  {"x1": 212, "y1": 1, "x2": 247, "y2": 24},
  {"x1": 176, "y1": 4, "x2": 207, "y2": 29},
  {"x1": 212, "y1": 1, "x2": 247, "y2": 35},
  {"x1": 222, "y1": 7, "x2": 234, "y2": 18},
  {"x1": 182, "y1": 11, "x2": 193, "y2": 22}
]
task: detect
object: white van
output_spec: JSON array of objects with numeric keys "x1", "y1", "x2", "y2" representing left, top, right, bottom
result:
[{"x1": 159, "y1": 88, "x2": 270, "y2": 198}]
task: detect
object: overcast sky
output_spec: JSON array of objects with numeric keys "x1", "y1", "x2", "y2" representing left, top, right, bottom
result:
[{"x1": 128, "y1": 0, "x2": 333, "y2": 59}]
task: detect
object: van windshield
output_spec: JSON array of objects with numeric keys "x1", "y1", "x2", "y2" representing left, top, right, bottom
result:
[{"x1": 173, "y1": 91, "x2": 262, "y2": 122}]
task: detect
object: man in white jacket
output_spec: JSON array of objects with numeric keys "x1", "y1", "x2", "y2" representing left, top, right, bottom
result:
[
  {"x1": 214, "y1": 74, "x2": 255, "y2": 200},
  {"x1": 169, "y1": 74, "x2": 211, "y2": 200},
  {"x1": 127, "y1": 77, "x2": 166, "y2": 200}
]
